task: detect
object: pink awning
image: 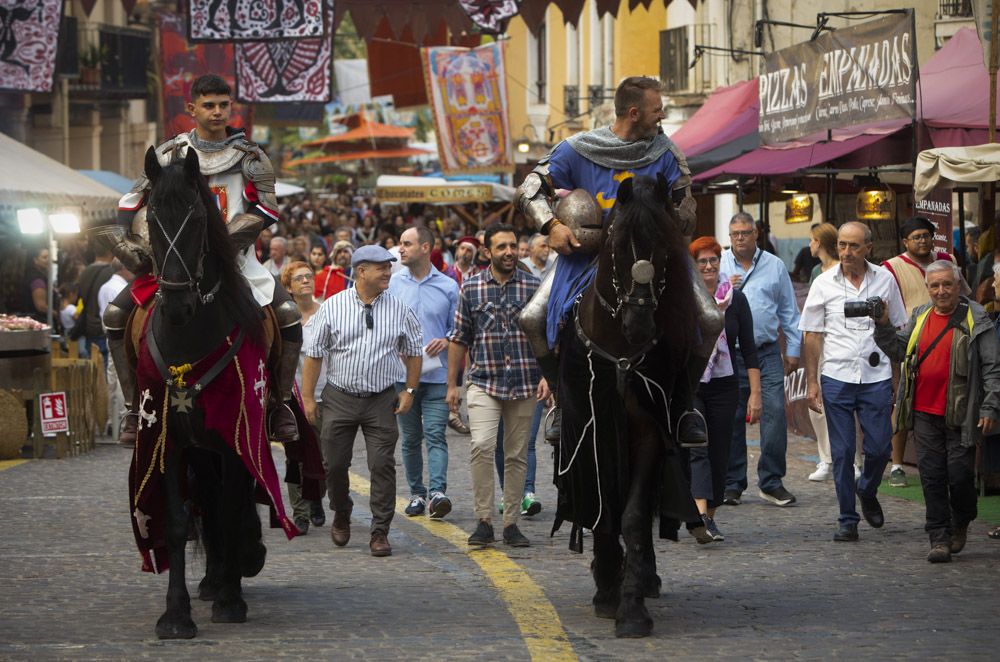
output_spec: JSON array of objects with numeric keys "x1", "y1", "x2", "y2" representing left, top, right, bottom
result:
[
  {"x1": 670, "y1": 78, "x2": 759, "y2": 157},
  {"x1": 693, "y1": 125, "x2": 908, "y2": 181},
  {"x1": 919, "y1": 27, "x2": 999, "y2": 130}
]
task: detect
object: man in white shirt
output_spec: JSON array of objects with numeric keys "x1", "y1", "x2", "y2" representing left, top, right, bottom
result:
[
  {"x1": 520, "y1": 233, "x2": 554, "y2": 280},
  {"x1": 262, "y1": 236, "x2": 288, "y2": 277},
  {"x1": 97, "y1": 260, "x2": 133, "y2": 442},
  {"x1": 800, "y1": 222, "x2": 908, "y2": 542}
]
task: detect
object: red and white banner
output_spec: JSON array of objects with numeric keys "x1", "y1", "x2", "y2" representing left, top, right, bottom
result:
[
  {"x1": 39, "y1": 392, "x2": 68, "y2": 436},
  {"x1": 0, "y1": 0, "x2": 62, "y2": 93},
  {"x1": 235, "y1": 13, "x2": 332, "y2": 103},
  {"x1": 188, "y1": 0, "x2": 325, "y2": 41},
  {"x1": 421, "y1": 41, "x2": 513, "y2": 175}
]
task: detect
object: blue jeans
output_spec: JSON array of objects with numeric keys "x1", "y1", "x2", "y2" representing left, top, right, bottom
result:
[
  {"x1": 821, "y1": 376, "x2": 893, "y2": 525},
  {"x1": 726, "y1": 343, "x2": 787, "y2": 494},
  {"x1": 81, "y1": 335, "x2": 109, "y2": 371},
  {"x1": 396, "y1": 382, "x2": 449, "y2": 497},
  {"x1": 495, "y1": 400, "x2": 542, "y2": 494}
]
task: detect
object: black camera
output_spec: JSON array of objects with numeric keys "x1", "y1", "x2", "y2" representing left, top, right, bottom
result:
[{"x1": 844, "y1": 296, "x2": 885, "y2": 319}]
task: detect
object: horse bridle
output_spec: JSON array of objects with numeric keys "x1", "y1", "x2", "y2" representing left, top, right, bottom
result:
[
  {"x1": 148, "y1": 202, "x2": 220, "y2": 305},
  {"x1": 594, "y1": 221, "x2": 668, "y2": 319}
]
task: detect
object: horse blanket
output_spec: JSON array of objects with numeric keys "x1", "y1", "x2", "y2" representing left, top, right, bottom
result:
[{"x1": 129, "y1": 323, "x2": 296, "y2": 573}]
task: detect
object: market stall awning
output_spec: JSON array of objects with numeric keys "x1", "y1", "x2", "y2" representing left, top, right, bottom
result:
[
  {"x1": 285, "y1": 147, "x2": 433, "y2": 168},
  {"x1": 693, "y1": 122, "x2": 909, "y2": 181},
  {"x1": 0, "y1": 132, "x2": 119, "y2": 219},
  {"x1": 915, "y1": 144, "x2": 1000, "y2": 200},
  {"x1": 302, "y1": 118, "x2": 414, "y2": 148},
  {"x1": 78, "y1": 169, "x2": 134, "y2": 195},
  {"x1": 670, "y1": 78, "x2": 759, "y2": 158}
]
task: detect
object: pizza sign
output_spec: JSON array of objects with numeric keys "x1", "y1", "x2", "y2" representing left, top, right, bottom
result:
[{"x1": 39, "y1": 392, "x2": 69, "y2": 436}]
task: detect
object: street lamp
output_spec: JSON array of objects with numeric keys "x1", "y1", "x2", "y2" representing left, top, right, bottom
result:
[{"x1": 17, "y1": 207, "x2": 82, "y2": 333}]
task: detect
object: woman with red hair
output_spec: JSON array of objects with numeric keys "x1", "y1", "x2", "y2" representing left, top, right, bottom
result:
[{"x1": 687, "y1": 236, "x2": 762, "y2": 542}]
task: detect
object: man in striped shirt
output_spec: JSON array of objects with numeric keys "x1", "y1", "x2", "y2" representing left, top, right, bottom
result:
[
  {"x1": 302, "y1": 245, "x2": 423, "y2": 558},
  {"x1": 447, "y1": 224, "x2": 550, "y2": 548}
]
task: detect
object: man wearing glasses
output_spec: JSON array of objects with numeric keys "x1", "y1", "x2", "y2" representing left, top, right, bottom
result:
[
  {"x1": 720, "y1": 212, "x2": 802, "y2": 507},
  {"x1": 882, "y1": 217, "x2": 958, "y2": 488},
  {"x1": 800, "y1": 222, "x2": 908, "y2": 541},
  {"x1": 301, "y1": 245, "x2": 423, "y2": 558}
]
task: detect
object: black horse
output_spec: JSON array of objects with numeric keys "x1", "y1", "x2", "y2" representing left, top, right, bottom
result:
[
  {"x1": 131, "y1": 146, "x2": 275, "y2": 639},
  {"x1": 554, "y1": 174, "x2": 700, "y2": 638}
]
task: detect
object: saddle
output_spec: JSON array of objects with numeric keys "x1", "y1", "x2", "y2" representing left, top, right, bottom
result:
[{"x1": 124, "y1": 298, "x2": 282, "y2": 377}]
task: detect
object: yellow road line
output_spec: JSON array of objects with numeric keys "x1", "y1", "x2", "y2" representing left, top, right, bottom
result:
[
  {"x1": 349, "y1": 471, "x2": 577, "y2": 662},
  {"x1": 0, "y1": 459, "x2": 28, "y2": 472}
]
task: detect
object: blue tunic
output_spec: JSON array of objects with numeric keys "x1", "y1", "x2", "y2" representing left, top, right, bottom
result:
[{"x1": 544, "y1": 140, "x2": 683, "y2": 347}]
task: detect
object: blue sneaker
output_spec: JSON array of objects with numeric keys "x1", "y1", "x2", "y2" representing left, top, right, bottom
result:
[
  {"x1": 428, "y1": 492, "x2": 451, "y2": 519},
  {"x1": 404, "y1": 496, "x2": 426, "y2": 517}
]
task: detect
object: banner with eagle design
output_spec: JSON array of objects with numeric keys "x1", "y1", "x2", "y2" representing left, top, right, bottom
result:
[
  {"x1": 0, "y1": 0, "x2": 62, "y2": 93},
  {"x1": 234, "y1": 12, "x2": 331, "y2": 103}
]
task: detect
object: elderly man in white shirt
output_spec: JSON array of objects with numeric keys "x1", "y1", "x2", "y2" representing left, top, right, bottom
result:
[
  {"x1": 800, "y1": 222, "x2": 908, "y2": 542},
  {"x1": 98, "y1": 260, "x2": 132, "y2": 442}
]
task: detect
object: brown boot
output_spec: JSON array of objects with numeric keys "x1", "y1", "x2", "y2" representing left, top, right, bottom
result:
[
  {"x1": 951, "y1": 525, "x2": 968, "y2": 554},
  {"x1": 331, "y1": 510, "x2": 351, "y2": 547},
  {"x1": 369, "y1": 531, "x2": 392, "y2": 557},
  {"x1": 119, "y1": 411, "x2": 138, "y2": 446},
  {"x1": 268, "y1": 401, "x2": 300, "y2": 443}
]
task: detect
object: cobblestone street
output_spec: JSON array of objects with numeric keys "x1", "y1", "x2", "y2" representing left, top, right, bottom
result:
[{"x1": 1, "y1": 424, "x2": 998, "y2": 660}]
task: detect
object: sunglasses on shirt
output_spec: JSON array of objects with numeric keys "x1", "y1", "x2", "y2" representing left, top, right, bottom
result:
[{"x1": 364, "y1": 304, "x2": 373, "y2": 330}]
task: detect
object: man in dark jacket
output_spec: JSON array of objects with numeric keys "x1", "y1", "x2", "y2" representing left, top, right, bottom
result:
[
  {"x1": 74, "y1": 247, "x2": 114, "y2": 366},
  {"x1": 874, "y1": 260, "x2": 1000, "y2": 563}
]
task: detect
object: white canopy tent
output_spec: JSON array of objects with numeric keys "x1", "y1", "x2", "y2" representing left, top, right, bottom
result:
[
  {"x1": 0, "y1": 132, "x2": 120, "y2": 223},
  {"x1": 915, "y1": 144, "x2": 1000, "y2": 201},
  {"x1": 275, "y1": 181, "x2": 306, "y2": 198}
]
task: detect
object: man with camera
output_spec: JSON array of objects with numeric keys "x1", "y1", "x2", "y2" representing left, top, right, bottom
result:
[
  {"x1": 800, "y1": 222, "x2": 908, "y2": 541},
  {"x1": 873, "y1": 260, "x2": 1000, "y2": 563}
]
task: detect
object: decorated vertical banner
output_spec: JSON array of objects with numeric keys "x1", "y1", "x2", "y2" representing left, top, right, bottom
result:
[
  {"x1": 158, "y1": 13, "x2": 252, "y2": 140},
  {"x1": 421, "y1": 41, "x2": 514, "y2": 175},
  {"x1": 235, "y1": 11, "x2": 332, "y2": 103},
  {"x1": 188, "y1": 0, "x2": 325, "y2": 41},
  {"x1": 0, "y1": 0, "x2": 62, "y2": 93}
]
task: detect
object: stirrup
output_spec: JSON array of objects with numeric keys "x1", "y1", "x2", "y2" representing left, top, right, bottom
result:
[{"x1": 676, "y1": 409, "x2": 708, "y2": 449}]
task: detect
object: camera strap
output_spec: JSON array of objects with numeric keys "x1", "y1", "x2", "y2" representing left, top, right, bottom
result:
[
  {"x1": 914, "y1": 302, "x2": 969, "y2": 372},
  {"x1": 737, "y1": 250, "x2": 763, "y2": 291}
]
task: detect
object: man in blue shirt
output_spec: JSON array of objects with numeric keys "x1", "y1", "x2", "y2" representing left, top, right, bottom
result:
[
  {"x1": 719, "y1": 212, "x2": 802, "y2": 507},
  {"x1": 389, "y1": 226, "x2": 460, "y2": 519},
  {"x1": 514, "y1": 76, "x2": 714, "y2": 446}
]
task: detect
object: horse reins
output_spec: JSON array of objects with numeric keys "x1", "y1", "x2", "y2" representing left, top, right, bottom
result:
[
  {"x1": 597, "y1": 221, "x2": 667, "y2": 319},
  {"x1": 149, "y1": 203, "x2": 220, "y2": 305}
]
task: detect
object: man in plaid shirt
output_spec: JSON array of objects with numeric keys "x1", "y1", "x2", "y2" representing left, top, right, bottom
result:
[{"x1": 447, "y1": 224, "x2": 550, "y2": 548}]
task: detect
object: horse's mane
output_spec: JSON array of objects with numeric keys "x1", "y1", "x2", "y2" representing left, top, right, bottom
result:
[
  {"x1": 610, "y1": 176, "x2": 698, "y2": 352},
  {"x1": 152, "y1": 162, "x2": 265, "y2": 346}
]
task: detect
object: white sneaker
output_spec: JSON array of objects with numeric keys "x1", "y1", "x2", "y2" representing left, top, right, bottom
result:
[
  {"x1": 854, "y1": 465, "x2": 862, "y2": 482},
  {"x1": 808, "y1": 462, "x2": 831, "y2": 482}
]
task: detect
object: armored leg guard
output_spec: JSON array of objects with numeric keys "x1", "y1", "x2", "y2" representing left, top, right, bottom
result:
[
  {"x1": 673, "y1": 277, "x2": 725, "y2": 449},
  {"x1": 518, "y1": 267, "x2": 560, "y2": 443},
  {"x1": 269, "y1": 290, "x2": 302, "y2": 443},
  {"x1": 104, "y1": 296, "x2": 138, "y2": 446}
]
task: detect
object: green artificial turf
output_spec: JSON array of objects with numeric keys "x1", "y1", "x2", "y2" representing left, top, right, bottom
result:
[{"x1": 882, "y1": 483, "x2": 1000, "y2": 525}]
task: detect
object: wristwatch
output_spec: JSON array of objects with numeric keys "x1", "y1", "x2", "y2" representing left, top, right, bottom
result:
[{"x1": 404, "y1": 387, "x2": 416, "y2": 395}]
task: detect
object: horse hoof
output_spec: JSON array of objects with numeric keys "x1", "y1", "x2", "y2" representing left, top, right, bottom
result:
[
  {"x1": 644, "y1": 574, "x2": 662, "y2": 599},
  {"x1": 593, "y1": 599, "x2": 619, "y2": 619},
  {"x1": 211, "y1": 598, "x2": 248, "y2": 623},
  {"x1": 615, "y1": 616, "x2": 653, "y2": 638},
  {"x1": 198, "y1": 577, "x2": 220, "y2": 602},
  {"x1": 240, "y1": 542, "x2": 267, "y2": 578},
  {"x1": 155, "y1": 613, "x2": 197, "y2": 639}
]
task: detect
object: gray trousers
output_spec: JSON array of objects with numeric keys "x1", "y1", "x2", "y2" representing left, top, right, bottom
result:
[{"x1": 320, "y1": 385, "x2": 399, "y2": 536}]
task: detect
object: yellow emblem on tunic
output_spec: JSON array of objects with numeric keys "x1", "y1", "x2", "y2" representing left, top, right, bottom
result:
[{"x1": 595, "y1": 171, "x2": 636, "y2": 209}]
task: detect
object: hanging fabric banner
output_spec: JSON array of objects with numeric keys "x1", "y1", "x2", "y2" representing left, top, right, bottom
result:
[
  {"x1": 421, "y1": 41, "x2": 513, "y2": 175},
  {"x1": 158, "y1": 13, "x2": 252, "y2": 140},
  {"x1": 758, "y1": 10, "x2": 917, "y2": 145},
  {"x1": 188, "y1": 0, "x2": 325, "y2": 41},
  {"x1": 235, "y1": 13, "x2": 332, "y2": 103},
  {"x1": 458, "y1": 0, "x2": 519, "y2": 35},
  {"x1": 0, "y1": 0, "x2": 62, "y2": 93}
]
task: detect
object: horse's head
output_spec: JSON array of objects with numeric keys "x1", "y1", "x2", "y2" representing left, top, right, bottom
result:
[
  {"x1": 144, "y1": 146, "x2": 214, "y2": 326},
  {"x1": 601, "y1": 174, "x2": 679, "y2": 347}
]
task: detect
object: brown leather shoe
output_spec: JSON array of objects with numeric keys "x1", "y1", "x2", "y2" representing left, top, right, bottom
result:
[
  {"x1": 951, "y1": 525, "x2": 968, "y2": 554},
  {"x1": 118, "y1": 412, "x2": 138, "y2": 446},
  {"x1": 330, "y1": 510, "x2": 351, "y2": 547},
  {"x1": 369, "y1": 531, "x2": 392, "y2": 557}
]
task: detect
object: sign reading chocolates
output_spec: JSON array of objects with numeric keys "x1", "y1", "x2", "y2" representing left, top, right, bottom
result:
[{"x1": 758, "y1": 11, "x2": 916, "y2": 145}]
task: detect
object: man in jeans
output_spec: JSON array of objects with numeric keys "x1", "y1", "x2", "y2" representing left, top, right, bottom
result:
[
  {"x1": 875, "y1": 260, "x2": 1000, "y2": 562},
  {"x1": 447, "y1": 224, "x2": 549, "y2": 548},
  {"x1": 720, "y1": 212, "x2": 802, "y2": 507},
  {"x1": 390, "y1": 226, "x2": 459, "y2": 519}
]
